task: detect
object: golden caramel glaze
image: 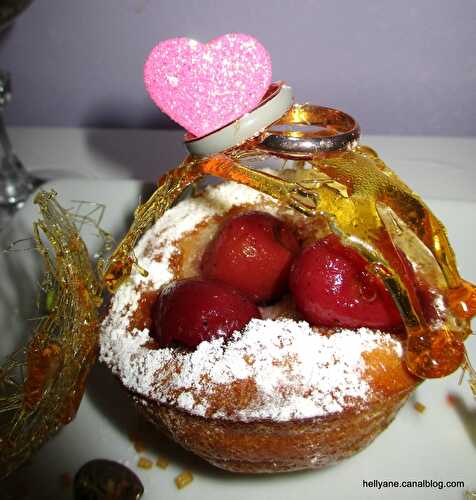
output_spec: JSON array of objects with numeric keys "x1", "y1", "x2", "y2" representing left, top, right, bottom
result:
[{"x1": 108, "y1": 143, "x2": 476, "y2": 380}]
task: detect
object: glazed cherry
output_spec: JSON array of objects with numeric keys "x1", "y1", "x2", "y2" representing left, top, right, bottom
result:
[
  {"x1": 289, "y1": 235, "x2": 403, "y2": 329},
  {"x1": 152, "y1": 279, "x2": 261, "y2": 348},
  {"x1": 201, "y1": 212, "x2": 300, "y2": 304}
]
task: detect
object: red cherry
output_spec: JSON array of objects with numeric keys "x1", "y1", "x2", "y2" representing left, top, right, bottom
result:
[
  {"x1": 289, "y1": 235, "x2": 403, "y2": 329},
  {"x1": 201, "y1": 212, "x2": 300, "y2": 304},
  {"x1": 151, "y1": 279, "x2": 261, "y2": 348}
]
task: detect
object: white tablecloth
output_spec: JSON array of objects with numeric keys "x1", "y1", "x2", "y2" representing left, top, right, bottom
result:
[{"x1": 7, "y1": 127, "x2": 476, "y2": 202}]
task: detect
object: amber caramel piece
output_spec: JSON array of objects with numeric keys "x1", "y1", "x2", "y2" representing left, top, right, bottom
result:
[
  {"x1": 446, "y1": 280, "x2": 476, "y2": 320},
  {"x1": 24, "y1": 342, "x2": 63, "y2": 410},
  {"x1": 175, "y1": 470, "x2": 193, "y2": 490},
  {"x1": 414, "y1": 402, "x2": 426, "y2": 413},
  {"x1": 406, "y1": 325, "x2": 465, "y2": 379},
  {"x1": 137, "y1": 457, "x2": 153, "y2": 470}
]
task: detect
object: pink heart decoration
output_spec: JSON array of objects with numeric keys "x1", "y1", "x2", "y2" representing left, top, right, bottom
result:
[{"x1": 144, "y1": 33, "x2": 272, "y2": 138}]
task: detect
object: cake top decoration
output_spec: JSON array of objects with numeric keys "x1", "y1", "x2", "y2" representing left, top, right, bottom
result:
[{"x1": 144, "y1": 33, "x2": 272, "y2": 138}]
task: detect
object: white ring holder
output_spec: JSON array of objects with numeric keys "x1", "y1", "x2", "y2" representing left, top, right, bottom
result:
[{"x1": 184, "y1": 82, "x2": 293, "y2": 157}]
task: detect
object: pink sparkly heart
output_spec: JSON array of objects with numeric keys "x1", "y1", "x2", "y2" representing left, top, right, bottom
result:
[{"x1": 144, "y1": 33, "x2": 272, "y2": 137}]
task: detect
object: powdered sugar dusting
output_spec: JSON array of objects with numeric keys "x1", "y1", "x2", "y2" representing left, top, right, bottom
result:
[
  {"x1": 99, "y1": 180, "x2": 404, "y2": 422},
  {"x1": 101, "y1": 318, "x2": 403, "y2": 421}
]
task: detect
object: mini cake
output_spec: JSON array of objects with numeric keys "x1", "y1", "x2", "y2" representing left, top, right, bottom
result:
[
  {"x1": 99, "y1": 32, "x2": 474, "y2": 474},
  {"x1": 100, "y1": 179, "x2": 418, "y2": 473}
]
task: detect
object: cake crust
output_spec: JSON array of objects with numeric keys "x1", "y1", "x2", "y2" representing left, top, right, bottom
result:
[{"x1": 134, "y1": 389, "x2": 413, "y2": 473}]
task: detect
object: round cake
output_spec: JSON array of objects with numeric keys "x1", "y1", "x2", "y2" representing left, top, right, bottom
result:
[{"x1": 99, "y1": 179, "x2": 418, "y2": 473}]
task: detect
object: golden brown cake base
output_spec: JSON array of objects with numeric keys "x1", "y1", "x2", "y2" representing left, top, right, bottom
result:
[{"x1": 133, "y1": 388, "x2": 414, "y2": 473}]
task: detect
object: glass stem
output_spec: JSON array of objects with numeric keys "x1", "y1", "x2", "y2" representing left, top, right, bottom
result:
[
  {"x1": 0, "y1": 71, "x2": 37, "y2": 206},
  {"x1": 0, "y1": 109, "x2": 14, "y2": 161}
]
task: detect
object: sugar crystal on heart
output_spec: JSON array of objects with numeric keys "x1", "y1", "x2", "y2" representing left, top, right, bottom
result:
[{"x1": 144, "y1": 33, "x2": 272, "y2": 137}]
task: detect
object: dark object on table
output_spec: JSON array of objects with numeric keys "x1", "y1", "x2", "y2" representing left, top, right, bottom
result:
[{"x1": 74, "y1": 459, "x2": 144, "y2": 500}]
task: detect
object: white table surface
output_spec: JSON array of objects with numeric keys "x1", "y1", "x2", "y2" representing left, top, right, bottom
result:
[{"x1": 7, "y1": 127, "x2": 476, "y2": 202}]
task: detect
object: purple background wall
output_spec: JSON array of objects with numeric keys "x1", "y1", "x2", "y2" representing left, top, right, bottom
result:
[{"x1": 0, "y1": 0, "x2": 475, "y2": 135}]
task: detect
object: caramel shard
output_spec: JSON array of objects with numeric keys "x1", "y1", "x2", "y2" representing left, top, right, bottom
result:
[
  {"x1": 175, "y1": 470, "x2": 193, "y2": 489},
  {"x1": 414, "y1": 401, "x2": 426, "y2": 413},
  {"x1": 137, "y1": 457, "x2": 153, "y2": 469}
]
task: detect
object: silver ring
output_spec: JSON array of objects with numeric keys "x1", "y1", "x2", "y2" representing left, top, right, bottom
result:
[
  {"x1": 261, "y1": 104, "x2": 360, "y2": 157},
  {"x1": 184, "y1": 82, "x2": 293, "y2": 157}
]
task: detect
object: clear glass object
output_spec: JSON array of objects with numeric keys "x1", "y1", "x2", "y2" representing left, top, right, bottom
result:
[
  {"x1": 0, "y1": 1, "x2": 38, "y2": 207},
  {"x1": 0, "y1": 70, "x2": 37, "y2": 205}
]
